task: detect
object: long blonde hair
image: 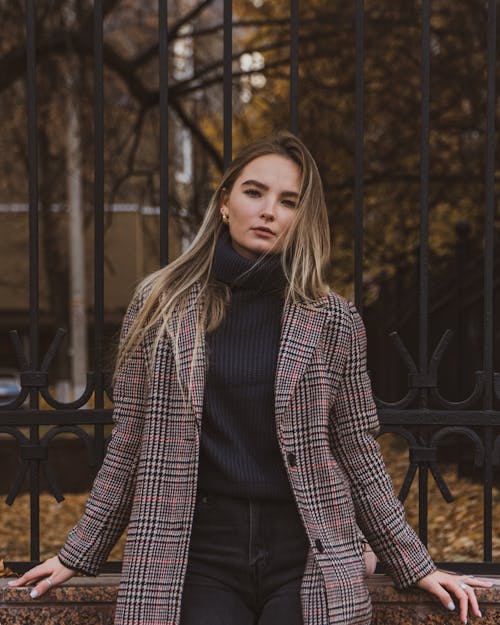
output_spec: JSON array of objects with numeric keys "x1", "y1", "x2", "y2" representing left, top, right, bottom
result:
[{"x1": 113, "y1": 130, "x2": 331, "y2": 390}]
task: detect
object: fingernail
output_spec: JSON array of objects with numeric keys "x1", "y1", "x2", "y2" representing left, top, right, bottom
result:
[
  {"x1": 478, "y1": 611, "x2": 482, "y2": 617},
  {"x1": 447, "y1": 601, "x2": 456, "y2": 611},
  {"x1": 30, "y1": 589, "x2": 39, "y2": 599},
  {"x1": 7, "y1": 581, "x2": 15, "y2": 586}
]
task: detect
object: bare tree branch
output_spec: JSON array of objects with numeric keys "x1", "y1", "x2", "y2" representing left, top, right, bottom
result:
[
  {"x1": 169, "y1": 98, "x2": 223, "y2": 171},
  {"x1": 132, "y1": 0, "x2": 215, "y2": 69},
  {"x1": 168, "y1": 0, "x2": 215, "y2": 39}
]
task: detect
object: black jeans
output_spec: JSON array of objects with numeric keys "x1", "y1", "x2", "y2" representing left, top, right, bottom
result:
[{"x1": 179, "y1": 491, "x2": 309, "y2": 625}]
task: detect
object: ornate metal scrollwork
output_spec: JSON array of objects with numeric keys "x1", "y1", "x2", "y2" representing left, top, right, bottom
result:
[
  {"x1": 1, "y1": 328, "x2": 97, "y2": 410},
  {"x1": 2, "y1": 425, "x2": 99, "y2": 506},
  {"x1": 0, "y1": 326, "x2": 113, "y2": 507},
  {"x1": 494, "y1": 373, "x2": 500, "y2": 402},
  {"x1": 379, "y1": 425, "x2": 484, "y2": 507},
  {"x1": 428, "y1": 331, "x2": 485, "y2": 409},
  {"x1": 374, "y1": 333, "x2": 419, "y2": 409},
  {"x1": 374, "y1": 329, "x2": 485, "y2": 409}
]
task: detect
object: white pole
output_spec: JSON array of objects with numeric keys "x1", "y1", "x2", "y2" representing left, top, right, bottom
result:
[{"x1": 65, "y1": 0, "x2": 87, "y2": 401}]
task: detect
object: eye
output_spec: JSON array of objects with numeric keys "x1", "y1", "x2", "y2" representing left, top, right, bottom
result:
[
  {"x1": 282, "y1": 199, "x2": 297, "y2": 209},
  {"x1": 244, "y1": 188, "x2": 261, "y2": 198}
]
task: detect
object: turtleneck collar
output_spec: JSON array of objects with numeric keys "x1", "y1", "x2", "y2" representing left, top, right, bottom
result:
[{"x1": 211, "y1": 228, "x2": 288, "y2": 293}]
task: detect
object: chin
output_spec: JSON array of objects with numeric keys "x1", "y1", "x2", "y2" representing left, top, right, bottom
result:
[
  {"x1": 231, "y1": 235, "x2": 278, "y2": 259},
  {"x1": 249, "y1": 244, "x2": 276, "y2": 258}
]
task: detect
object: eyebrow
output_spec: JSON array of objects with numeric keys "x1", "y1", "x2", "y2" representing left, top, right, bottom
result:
[{"x1": 241, "y1": 179, "x2": 299, "y2": 198}]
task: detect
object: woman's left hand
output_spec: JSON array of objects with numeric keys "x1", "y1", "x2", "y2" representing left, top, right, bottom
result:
[
  {"x1": 415, "y1": 569, "x2": 493, "y2": 623},
  {"x1": 363, "y1": 543, "x2": 377, "y2": 576}
]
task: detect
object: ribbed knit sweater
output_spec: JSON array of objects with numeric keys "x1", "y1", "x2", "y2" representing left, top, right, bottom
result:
[{"x1": 197, "y1": 229, "x2": 294, "y2": 500}]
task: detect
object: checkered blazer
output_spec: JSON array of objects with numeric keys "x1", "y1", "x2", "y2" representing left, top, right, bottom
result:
[{"x1": 58, "y1": 282, "x2": 436, "y2": 625}]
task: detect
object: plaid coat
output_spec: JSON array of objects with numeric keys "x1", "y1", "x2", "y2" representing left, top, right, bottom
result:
[{"x1": 58, "y1": 282, "x2": 436, "y2": 625}]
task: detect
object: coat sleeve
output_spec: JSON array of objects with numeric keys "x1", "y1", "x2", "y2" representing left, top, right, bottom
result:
[
  {"x1": 329, "y1": 300, "x2": 437, "y2": 589},
  {"x1": 58, "y1": 290, "x2": 148, "y2": 576}
]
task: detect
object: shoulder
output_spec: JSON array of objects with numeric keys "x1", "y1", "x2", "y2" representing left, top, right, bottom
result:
[
  {"x1": 322, "y1": 291, "x2": 370, "y2": 359},
  {"x1": 318, "y1": 291, "x2": 368, "y2": 350},
  {"x1": 322, "y1": 290, "x2": 361, "y2": 326},
  {"x1": 122, "y1": 282, "x2": 151, "y2": 321},
  {"x1": 127, "y1": 271, "x2": 201, "y2": 313},
  {"x1": 120, "y1": 275, "x2": 160, "y2": 333}
]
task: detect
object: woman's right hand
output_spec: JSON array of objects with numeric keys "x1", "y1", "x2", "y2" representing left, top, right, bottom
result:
[{"x1": 7, "y1": 555, "x2": 77, "y2": 598}]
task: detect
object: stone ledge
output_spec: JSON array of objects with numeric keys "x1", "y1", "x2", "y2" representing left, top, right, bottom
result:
[
  {"x1": 0, "y1": 575, "x2": 120, "y2": 625},
  {"x1": 1, "y1": 574, "x2": 500, "y2": 624},
  {"x1": 368, "y1": 574, "x2": 500, "y2": 624}
]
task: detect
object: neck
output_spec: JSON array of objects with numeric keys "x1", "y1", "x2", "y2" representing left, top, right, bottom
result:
[{"x1": 212, "y1": 228, "x2": 288, "y2": 293}]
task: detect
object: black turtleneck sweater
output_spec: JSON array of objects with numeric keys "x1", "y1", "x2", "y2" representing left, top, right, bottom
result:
[{"x1": 197, "y1": 229, "x2": 294, "y2": 500}]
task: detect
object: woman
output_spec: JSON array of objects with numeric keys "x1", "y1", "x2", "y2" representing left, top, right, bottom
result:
[{"x1": 9, "y1": 131, "x2": 490, "y2": 624}]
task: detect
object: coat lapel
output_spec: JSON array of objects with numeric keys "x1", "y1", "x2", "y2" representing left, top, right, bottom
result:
[
  {"x1": 164, "y1": 283, "x2": 329, "y2": 429},
  {"x1": 275, "y1": 298, "x2": 329, "y2": 425}
]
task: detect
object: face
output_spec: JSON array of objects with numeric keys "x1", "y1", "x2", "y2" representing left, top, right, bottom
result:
[{"x1": 220, "y1": 153, "x2": 301, "y2": 260}]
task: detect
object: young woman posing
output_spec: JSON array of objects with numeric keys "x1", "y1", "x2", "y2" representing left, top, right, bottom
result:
[{"x1": 10, "y1": 131, "x2": 490, "y2": 625}]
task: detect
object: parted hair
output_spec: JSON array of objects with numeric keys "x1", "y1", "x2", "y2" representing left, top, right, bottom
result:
[{"x1": 112, "y1": 130, "x2": 331, "y2": 390}]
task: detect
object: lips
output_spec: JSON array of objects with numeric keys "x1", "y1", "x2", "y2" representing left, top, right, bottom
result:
[{"x1": 252, "y1": 226, "x2": 275, "y2": 235}]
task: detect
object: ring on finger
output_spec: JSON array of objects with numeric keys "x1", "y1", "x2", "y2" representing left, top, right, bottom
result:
[
  {"x1": 459, "y1": 582, "x2": 469, "y2": 590},
  {"x1": 44, "y1": 578, "x2": 53, "y2": 587}
]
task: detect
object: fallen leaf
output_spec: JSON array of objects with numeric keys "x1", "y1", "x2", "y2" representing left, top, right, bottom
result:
[{"x1": 0, "y1": 559, "x2": 17, "y2": 577}]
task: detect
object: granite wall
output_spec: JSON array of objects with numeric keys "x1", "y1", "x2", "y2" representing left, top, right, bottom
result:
[{"x1": 1, "y1": 574, "x2": 499, "y2": 624}]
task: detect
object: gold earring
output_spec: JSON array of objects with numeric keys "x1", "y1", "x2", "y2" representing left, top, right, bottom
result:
[{"x1": 222, "y1": 214, "x2": 229, "y2": 224}]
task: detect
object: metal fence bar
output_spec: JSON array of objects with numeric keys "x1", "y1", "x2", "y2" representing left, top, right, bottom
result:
[
  {"x1": 289, "y1": 0, "x2": 299, "y2": 134},
  {"x1": 159, "y1": 0, "x2": 169, "y2": 266},
  {"x1": 223, "y1": 0, "x2": 232, "y2": 168},
  {"x1": 418, "y1": 0, "x2": 430, "y2": 408},
  {"x1": 484, "y1": 0, "x2": 496, "y2": 414},
  {"x1": 417, "y1": 0, "x2": 431, "y2": 546},
  {"x1": 0, "y1": 407, "x2": 496, "y2": 427},
  {"x1": 380, "y1": 409, "x2": 500, "y2": 426},
  {"x1": 483, "y1": 0, "x2": 497, "y2": 563},
  {"x1": 354, "y1": 0, "x2": 364, "y2": 312},
  {"x1": 93, "y1": 0, "x2": 106, "y2": 463},
  {"x1": 484, "y1": 425, "x2": 493, "y2": 562},
  {"x1": 25, "y1": 0, "x2": 40, "y2": 563}
]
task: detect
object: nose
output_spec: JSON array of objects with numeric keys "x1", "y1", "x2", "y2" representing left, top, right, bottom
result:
[{"x1": 260, "y1": 196, "x2": 277, "y2": 220}]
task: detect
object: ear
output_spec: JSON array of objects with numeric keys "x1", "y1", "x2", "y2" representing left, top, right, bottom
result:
[{"x1": 219, "y1": 188, "x2": 229, "y2": 215}]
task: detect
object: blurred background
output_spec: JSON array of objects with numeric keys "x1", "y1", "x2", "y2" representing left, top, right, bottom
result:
[{"x1": 0, "y1": 0, "x2": 498, "y2": 571}]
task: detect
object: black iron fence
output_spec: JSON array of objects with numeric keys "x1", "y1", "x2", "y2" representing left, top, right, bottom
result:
[{"x1": 0, "y1": 0, "x2": 498, "y2": 576}]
